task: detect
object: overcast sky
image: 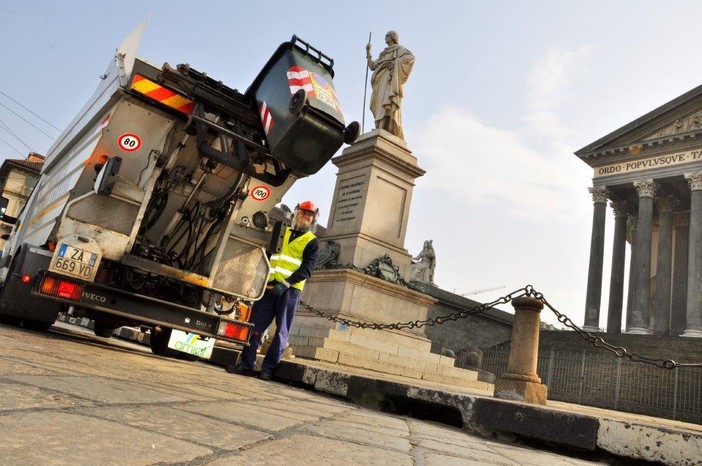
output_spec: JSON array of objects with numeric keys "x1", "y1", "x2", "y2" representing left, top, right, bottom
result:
[{"x1": 2, "y1": 1, "x2": 702, "y2": 328}]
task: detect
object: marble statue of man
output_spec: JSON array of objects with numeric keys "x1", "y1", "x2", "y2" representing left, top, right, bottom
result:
[{"x1": 366, "y1": 31, "x2": 415, "y2": 140}]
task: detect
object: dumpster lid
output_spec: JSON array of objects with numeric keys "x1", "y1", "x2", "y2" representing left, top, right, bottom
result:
[{"x1": 246, "y1": 35, "x2": 335, "y2": 97}]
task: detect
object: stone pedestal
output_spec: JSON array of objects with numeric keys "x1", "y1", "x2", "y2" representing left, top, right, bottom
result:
[
  {"x1": 494, "y1": 296, "x2": 548, "y2": 404},
  {"x1": 287, "y1": 131, "x2": 486, "y2": 389},
  {"x1": 324, "y1": 129, "x2": 425, "y2": 278}
]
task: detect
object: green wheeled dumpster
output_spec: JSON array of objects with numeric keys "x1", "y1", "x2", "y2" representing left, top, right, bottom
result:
[{"x1": 247, "y1": 35, "x2": 359, "y2": 175}]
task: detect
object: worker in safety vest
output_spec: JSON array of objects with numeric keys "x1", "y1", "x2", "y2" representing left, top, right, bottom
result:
[{"x1": 226, "y1": 200, "x2": 321, "y2": 380}]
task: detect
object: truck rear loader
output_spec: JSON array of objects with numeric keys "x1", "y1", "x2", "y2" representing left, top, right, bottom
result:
[{"x1": 0, "y1": 23, "x2": 358, "y2": 358}]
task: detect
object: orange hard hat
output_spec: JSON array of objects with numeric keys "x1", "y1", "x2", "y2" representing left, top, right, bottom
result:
[{"x1": 297, "y1": 200, "x2": 319, "y2": 214}]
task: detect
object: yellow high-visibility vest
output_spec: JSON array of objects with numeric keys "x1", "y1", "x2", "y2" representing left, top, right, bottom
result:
[{"x1": 268, "y1": 229, "x2": 316, "y2": 290}]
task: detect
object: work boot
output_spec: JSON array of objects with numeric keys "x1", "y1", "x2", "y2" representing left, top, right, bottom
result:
[
  {"x1": 225, "y1": 364, "x2": 254, "y2": 376},
  {"x1": 258, "y1": 369, "x2": 274, "y2": 381}
]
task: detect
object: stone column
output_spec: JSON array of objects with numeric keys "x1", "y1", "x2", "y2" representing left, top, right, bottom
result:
[
  {"x1": 606, "y1": 201, "x2": 628, "y2": 334},
  {"x1": 494, "y1": 296, "x2": 548, "y2": 404},
  {"x1": 652, "y1": 196, "x2": 677, "y2": 335},
  {"x1": 671, "y1": 212, "x2": 689, "y2": 336},
  {"x1": 625, "y1": 216, "x2": 638, "y2": 332},
  {"x1": 583, "y1": 186, "x2": 609, "y2": 331},
  {"x1": 629, "y1": 179, "x2": 657, "y2": 334},
  {"x1": 683, "y1": 172, "x2": 702, "y2": 337}
]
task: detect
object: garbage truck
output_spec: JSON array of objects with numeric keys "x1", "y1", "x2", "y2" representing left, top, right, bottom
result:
[{"x1": 0, "y1": 24, "x2": 359, "y2": 358}]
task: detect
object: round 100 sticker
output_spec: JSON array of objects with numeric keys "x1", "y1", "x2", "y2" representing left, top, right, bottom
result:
[
  {"x1": 118, "y1": 133, "x2": 142, "y2": 152},
  {"x1": 251, "y1": 185, "x2": 271, "y2": 201}
]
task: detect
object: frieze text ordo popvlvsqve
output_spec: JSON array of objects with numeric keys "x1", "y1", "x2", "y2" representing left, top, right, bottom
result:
[{"x1": 596, "y1": 149, "x2": 702, "y2": 177}]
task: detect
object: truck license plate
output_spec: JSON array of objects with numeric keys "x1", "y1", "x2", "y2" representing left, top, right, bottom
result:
[{"x1": 51, "y1": 243, "x2": 100, "y2": 281}]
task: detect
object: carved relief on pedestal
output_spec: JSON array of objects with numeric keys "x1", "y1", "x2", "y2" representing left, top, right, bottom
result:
[{"x1": 316, "y1": 240, "x2": 411, "y2": 287}]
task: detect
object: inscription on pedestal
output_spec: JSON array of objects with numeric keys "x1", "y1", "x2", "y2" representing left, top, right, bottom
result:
[{"x1": 334, "y1": 178, "x2": 365, "y2": 224}]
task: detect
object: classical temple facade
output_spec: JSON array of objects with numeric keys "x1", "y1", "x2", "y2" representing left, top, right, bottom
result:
[{"x1": 577, "y1": 84, "x2": 702, "y2": 337}]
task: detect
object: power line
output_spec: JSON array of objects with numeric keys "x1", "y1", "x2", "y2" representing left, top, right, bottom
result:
[
  {"x1": 0, "y1": 89, "x2": 61, "y2": 132},
  {"x1": 0, "y1": 101, "x2": 56, "y2": 141},
  {"x1": 0, "y1": 118, "x2": 33, "y2": 151},
  {"x1": 0, "y1": 136, "x2": 24, "y2": 156}
]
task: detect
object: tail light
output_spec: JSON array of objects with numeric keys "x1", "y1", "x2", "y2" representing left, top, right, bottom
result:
[
  {"x1": 217, "y1": 303, "x2": 252, "y2": 342},
  {"x1": 217, "y1": 321, "x2": 251, "y2": 342},
  {"x1": 38, "y1": 275, "x2": 84, "y2": 301}
]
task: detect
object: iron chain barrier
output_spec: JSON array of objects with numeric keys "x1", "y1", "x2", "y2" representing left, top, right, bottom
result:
[{"x1": 299, "y1": 284, "x2": 702, "y2": 370}]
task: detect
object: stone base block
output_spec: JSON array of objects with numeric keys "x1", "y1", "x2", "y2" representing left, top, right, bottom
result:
[
  {"x1": 494, "y1": 378, "x2": 548, "y2": 405},
  {"x1": 300, "y1": 268, "x2": 436, "y2": 338}
]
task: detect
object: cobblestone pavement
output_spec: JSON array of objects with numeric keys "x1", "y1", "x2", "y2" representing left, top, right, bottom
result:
[{"x1": 0, "y1": 322, "x2": 610, "y2": 465}]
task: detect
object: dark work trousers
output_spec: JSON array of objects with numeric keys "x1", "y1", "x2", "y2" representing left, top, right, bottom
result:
[{"x1": 239, "y1": 287, "x2": 301, "y2": 372}]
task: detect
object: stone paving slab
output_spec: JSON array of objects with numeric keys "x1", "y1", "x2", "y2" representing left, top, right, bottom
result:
[
  {"x1": 0, "y1": 381, "x2": 94, "y2": 411},
  {"x1": 5, "y1": 375, "x2": 189, "y2": 405},
  {"x1": 211, "y1": 432, "x2": 414, "y2": 466},
  {"x1": 73, "y1": 405, "x2": 272, "y2": 450},
  {"x1": 0, "y1": 411, "x2": 212, "y2": 465}
]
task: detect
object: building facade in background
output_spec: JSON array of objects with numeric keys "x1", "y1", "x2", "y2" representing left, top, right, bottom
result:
[
  {"x1": 0, "y1": 152, "x2": 43, "y2": 247},
  {"x1": 577, "y1": 85, "x2": 702, "y2": 337}
]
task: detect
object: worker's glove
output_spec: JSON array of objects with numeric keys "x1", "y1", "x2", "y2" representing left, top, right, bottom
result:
[{"x1": 270, "y1": 280, "x2": 290, "y2": 298}]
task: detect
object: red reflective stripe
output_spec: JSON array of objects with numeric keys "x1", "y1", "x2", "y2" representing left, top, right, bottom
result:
[
  {"x1": 144, "y1": 86, "x2": 176, "y2": 101},
  {"x1": 130, "y1": 74, "x2": 194, "y2": 116}
]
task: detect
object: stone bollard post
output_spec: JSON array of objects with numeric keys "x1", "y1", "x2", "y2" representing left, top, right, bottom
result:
[{"x1": 494, "y1": 296, "x2": 548, "y2": 404}]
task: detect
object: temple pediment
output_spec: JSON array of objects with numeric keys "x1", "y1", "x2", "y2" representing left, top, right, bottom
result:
[
  {"x1": 642, "y1": 109, "x2": 702, "y2": 141},
  {"x1": 575, "y1": 83, "x2": 702, "y2": 164}
]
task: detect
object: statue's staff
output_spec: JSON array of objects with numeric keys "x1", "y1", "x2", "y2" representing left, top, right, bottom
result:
[{"x1": 362, "y1": 31, "x2": 371, "y2": 134}]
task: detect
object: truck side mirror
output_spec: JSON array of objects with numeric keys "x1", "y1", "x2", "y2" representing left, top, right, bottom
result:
[{"x1": 94, "y1": 156, "x2": 122, "y2": 195}]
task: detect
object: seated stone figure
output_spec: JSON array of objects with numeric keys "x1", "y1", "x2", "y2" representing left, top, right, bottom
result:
[{"x1": 409, "y1": 240, "x2": 436, "y2": 284}]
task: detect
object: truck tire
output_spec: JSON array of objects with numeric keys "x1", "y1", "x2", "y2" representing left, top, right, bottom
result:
[
  {"x1": 93, "y1": 320, "x2": 116, "y2": 338},
  {"x1": 22, "y1": 320, "x2": 53, "y2": 332},
  {"x1": 149, "y1": 328, "x2": 198, "y2": 361},
  {"x1": 0, "y1": 314, "x2": 21, "y2": 326},
  {"x1": 0, "y1": 251, "x2": 21, "y2": 327},
  {"x1": 0, "y1": 246, "x2": 60, "y2": 330}
]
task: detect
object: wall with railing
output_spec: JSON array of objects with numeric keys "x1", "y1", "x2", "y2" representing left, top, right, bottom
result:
[{"x1": 482, "y1": 344, "x2": 702, "y2": 424}]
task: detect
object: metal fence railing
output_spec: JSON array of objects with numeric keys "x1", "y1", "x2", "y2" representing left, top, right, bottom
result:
[{"x1": 482, "y1": 346, "x2": 702, "y2": 425}]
